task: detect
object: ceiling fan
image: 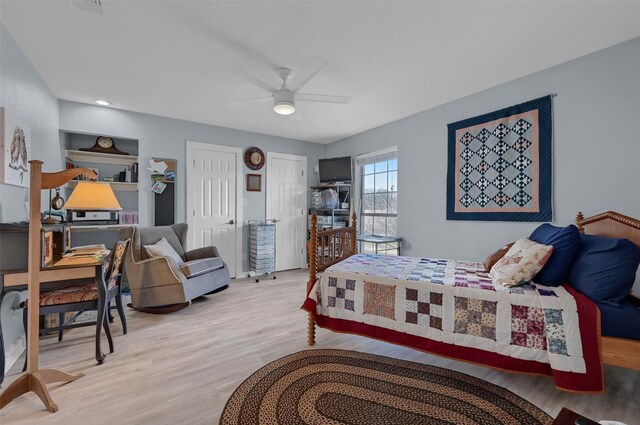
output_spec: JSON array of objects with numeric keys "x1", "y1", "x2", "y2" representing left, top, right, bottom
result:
[{"x1": 228, "y1": 57, "x2": 351, "y2": 116}]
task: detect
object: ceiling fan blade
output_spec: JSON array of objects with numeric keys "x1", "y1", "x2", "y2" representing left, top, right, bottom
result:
[
  {"x1": 221, "y1": 63, "x2": 277, "y2": 93},
  {"x1": 288, "y1": 57, "x2": 328, "y2": 93},
  {"x1": 228, "y1": 96, "x2": 273, "y2": 106},
  {"x1": 297, "y1": 93, "x2": 352, "y2": 104}
]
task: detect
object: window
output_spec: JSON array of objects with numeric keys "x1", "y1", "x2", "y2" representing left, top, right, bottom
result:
[{"x1": 357, "y1": 148, "x2": 397, "y2": 254}]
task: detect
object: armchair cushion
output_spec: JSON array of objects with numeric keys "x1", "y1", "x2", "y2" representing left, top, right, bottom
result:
[
  {"x1": 180, "y1": 257, "x2": 224, "y2": 279},
  {"x1": 144, "y1": 237, "x2": 184, "y2": 266}
]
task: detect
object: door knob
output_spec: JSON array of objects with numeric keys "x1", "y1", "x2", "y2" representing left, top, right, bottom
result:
[
  {"x1": 272, "y1": 219, "x2": 280, "y2": 223},
  {"x1": 228, "y1": 220, "x2": 235, "y2": 225}
]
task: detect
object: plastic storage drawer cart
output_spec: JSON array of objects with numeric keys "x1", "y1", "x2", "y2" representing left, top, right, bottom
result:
[{"x1": 249, "y1": 221, "x2": 276, "y2": 282}]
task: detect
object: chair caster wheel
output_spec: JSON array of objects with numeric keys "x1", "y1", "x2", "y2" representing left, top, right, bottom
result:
[
  {"x1": 273, "y1": 276, "x2": 276, "y2": 279},
  {"x1": 256, "y1": 279, "x2": 259, "y2": 283}
]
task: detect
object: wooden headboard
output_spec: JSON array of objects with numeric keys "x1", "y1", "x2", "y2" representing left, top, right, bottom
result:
[
  {"x1": 576, "y1": 211, "x2": 640, "y2": 371},
  {"x1": 307, "y1": 212, "x2": 358, "y2": 291},
  {"x1": 576, "y1": 211, "x2": 640, "y2": 247}
]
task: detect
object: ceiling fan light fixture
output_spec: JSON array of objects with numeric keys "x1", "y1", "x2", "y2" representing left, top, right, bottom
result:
[
  {"x1": 273, "y1": 101, "x2": 295, "y2": 115},
  {"x1": 273, "y1": 90, "x2": 296, "y2": 115}
]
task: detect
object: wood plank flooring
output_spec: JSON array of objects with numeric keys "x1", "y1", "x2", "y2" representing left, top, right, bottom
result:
[{"x1": 0, "y1": 269, "x2": 637, "y2": 424}]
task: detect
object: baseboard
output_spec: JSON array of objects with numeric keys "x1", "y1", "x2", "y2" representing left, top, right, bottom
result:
[{"x1": 4, "y1": 334, "x2": 26, "y2": 374}]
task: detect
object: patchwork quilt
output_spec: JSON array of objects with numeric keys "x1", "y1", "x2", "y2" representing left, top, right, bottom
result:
[
  {"x1": 446, "y1": 95, "x2": 552, "y2": 222},
  {"x1": 302, "y1": 253, "x2": 602, "y2": 392}
]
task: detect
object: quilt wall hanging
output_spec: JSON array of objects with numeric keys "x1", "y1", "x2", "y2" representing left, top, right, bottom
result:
[{"x1": 446, "y1": 96, "x2": 552, "y2": 221}]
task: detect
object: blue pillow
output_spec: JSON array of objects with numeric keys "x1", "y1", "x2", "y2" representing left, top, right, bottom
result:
[
  {"x1": 529, "y1": 224, "x2": 580, "y2": 286},
  {"x1": 569, "y1": 234, "x2": 640, "y2": 303}
]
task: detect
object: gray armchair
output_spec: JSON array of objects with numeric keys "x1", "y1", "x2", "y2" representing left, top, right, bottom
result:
[{"x1": 119, "y1": 224, "x2": 230, "y2": 309}]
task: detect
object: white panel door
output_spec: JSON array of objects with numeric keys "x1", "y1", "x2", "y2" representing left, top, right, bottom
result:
[
  {"x1": 267, "y1": 153, "x2": 306, "y2": 271},
  {"x1": 192, "y1": 148, "x2": 238, "y2": 276}
]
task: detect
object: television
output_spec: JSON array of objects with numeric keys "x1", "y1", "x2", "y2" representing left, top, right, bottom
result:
[{"x1": 319, "y1": 156, "x2": 352, "y2": 183}]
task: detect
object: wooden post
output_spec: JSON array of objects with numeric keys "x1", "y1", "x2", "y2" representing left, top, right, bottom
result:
[
  {"x1": 0, "y1": 162, "x2": 85, "y2": 413},
  {"x1": 576, "y1": 212, "x2": 585, "y2": 234},
  {"x1": 307, "y1": 213, "x2": 317, "y2": 345},
  {"x1": 351, "y1": 211, "x2": 358, "y2": 255},
  {"x1": 27, "y1": 161, "x2": 42, "y2": 373}
]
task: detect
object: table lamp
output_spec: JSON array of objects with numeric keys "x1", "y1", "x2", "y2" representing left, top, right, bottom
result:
[{"x1": 65, "y1": 181, "x2": 122, "y2": 211}]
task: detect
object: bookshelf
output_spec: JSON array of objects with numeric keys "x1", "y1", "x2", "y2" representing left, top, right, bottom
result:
[
  {"x1": 60, "y1": 131, "x2": 140, "y2": 246},
  {"x1": 309, "y1": 183, "x2": 352, "y2": 230}
]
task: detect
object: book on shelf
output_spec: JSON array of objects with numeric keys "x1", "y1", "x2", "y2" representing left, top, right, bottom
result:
[{"x1": 132, "y1": 162, "x2": 139, "y2": 183}]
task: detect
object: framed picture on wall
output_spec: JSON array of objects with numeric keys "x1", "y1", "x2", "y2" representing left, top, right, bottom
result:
[
  {"x1": 0, "y1": 107, "x2": 32, "y2": 187},
  {"x1": 246, "y1": 174, "x2": 261, "y2": 192}
]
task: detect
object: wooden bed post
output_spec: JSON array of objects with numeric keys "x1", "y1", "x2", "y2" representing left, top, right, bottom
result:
[
  {"x1": 307, "y1": 213, "x2": 318, "y2": 345},
  {"x1": 351, "y1": 212, "x2": 358, "y2": 255},
  {"x1": 576, "y1": 212, "x2": 585, "y2": 233}
]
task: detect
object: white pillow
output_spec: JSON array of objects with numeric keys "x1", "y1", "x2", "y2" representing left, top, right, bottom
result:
[
  {"x1": 490, "y1": 238, "x2": 553, "y2": 287},
  {"x1": 144, "y1": 237, "x2": 184, "y2": 265}
]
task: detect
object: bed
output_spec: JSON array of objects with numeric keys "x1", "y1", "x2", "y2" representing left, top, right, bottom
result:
[{"x1": 302, "y1": 211, "x2": 640, "y2": 393}]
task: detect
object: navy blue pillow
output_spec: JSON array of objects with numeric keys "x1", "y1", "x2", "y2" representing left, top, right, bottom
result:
[
  {"x1": 529, "y1": 224, "x2": 580, "y2": 286},
  {"x1": 569, "y1": 234, "x2": 640, "y2": 303}
]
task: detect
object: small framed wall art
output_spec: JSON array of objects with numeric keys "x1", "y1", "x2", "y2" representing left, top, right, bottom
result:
[
  {"x1": 246, "y1": 174, "x2": 262, "y2": 192},
  {"x1": 0, "y1": 107, "x2": 32, "y2": 187}
]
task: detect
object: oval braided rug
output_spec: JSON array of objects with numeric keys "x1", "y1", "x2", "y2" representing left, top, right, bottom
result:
[{"x1": 220, "y1": 349, "x2": 552, "y2": 425}]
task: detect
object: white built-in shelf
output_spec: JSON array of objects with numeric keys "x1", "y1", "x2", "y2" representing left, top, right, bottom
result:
[
  {"x1": 65, "y1": 180, "x2": 138, "y2": 192},
  {"x1": 65, "y1": 149, "x2": 138, "y2": 166},
  {"x1": 69, "y1": 224, "x2": 137, "y2": 232}
]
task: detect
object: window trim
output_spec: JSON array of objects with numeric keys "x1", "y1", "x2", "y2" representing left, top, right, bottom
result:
[{"x1": 356, "y1": 147, "x2": 398, "y2": 238}]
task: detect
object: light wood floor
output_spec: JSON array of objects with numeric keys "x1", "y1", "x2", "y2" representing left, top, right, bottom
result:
[{"x1": 0, "y1": 269, "x2": 637, "y2": 424}]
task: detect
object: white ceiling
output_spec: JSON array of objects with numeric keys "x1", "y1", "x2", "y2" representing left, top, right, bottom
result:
[{"x1": 2, "y1": 1, "x2": 640, "y2": 144}]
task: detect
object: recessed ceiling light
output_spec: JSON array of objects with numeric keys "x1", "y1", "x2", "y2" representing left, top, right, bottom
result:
[{"x1": 95, "y1": 99, "x2": 111, "y2": 106}]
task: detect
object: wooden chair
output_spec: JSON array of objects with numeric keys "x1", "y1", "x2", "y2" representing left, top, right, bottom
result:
[{"x1": 21, "y1": 240, "x2": 129, "y2": 370}]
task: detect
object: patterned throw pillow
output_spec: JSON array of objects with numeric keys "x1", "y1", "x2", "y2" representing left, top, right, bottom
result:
[{"x1": 490, "y1": 238, "x2": 553, "y2": 287}]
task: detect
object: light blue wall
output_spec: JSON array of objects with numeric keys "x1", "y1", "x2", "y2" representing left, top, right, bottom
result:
[
  {"x1": 0, "y1": 25, "x2": 63, "y2": 221},
  {"x1": 0, "y1": 23, "x2": 62, "y2": 371},
  {"x1": 326, "y1": 37, "x2": 640, "y2": 291},
  {"x1": 58, "y1": 100, "x2": 325, "y2": 270}
]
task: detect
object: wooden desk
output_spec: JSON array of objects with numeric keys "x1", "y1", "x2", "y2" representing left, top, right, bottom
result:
[{"x1": 0, "y1": 259, "x2": 107, "y2": 386}]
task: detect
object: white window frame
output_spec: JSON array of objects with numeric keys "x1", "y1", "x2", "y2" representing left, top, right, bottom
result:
[{"x1": 355, "y1": 146, "x2": 398, "y2": 241}]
